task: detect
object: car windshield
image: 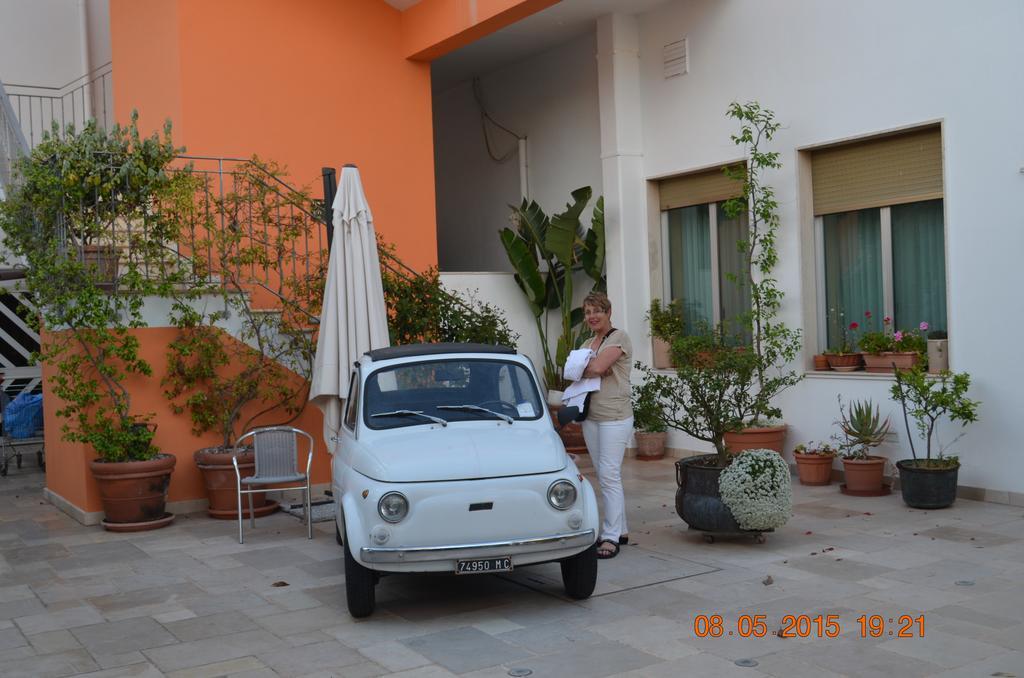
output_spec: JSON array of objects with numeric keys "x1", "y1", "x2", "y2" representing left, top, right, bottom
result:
[{"x1": 364, "y1": 358, "x2": 544, "y2": 430}]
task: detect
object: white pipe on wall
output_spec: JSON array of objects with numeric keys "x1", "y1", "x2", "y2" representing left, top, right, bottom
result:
[{"x1": 518, "y1": 137, "x2": 529, "y2": 200}]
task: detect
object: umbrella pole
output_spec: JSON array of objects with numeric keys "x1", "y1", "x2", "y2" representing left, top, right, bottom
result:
[{"x1": 321, "y1": 166, "x2": 337, "y2": 253}]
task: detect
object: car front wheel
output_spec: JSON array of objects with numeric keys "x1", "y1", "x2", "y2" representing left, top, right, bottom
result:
[
  {"x1": 560, "y1": 542, "x2": 598, "y2": 599},
  {"x1": 344, "y1": 533, "x2": 376, "y2": 617}
]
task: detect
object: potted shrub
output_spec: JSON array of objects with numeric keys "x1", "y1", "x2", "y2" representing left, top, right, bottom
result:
[
  {"x1": 647, "y1": 299, "x2": 684, "y2": 369},
  {"x1": 890, "y1": 367, "x2": 979, "y2": 508},
  {"x1": 631, "y1": 365, "x2": 668, "y2": 460},
  {"x1": 927, "y1": 330, "x2": 949, "y2": 374},
  {"x1": 499, "y1": 188, "x2": 604, "y2": 451},
  {"x1": 836, "y1": 397, "x2": 891, "y2": 495},
  {"x1": 718, "y1": 102, "x2": 802, "y2": 454},
  {"x1": 792, "y1": 441, "x2": 838, "y2": 485},
  {"x1": 717, "y1": 449, "x2": 792, "y2": 540},
  {"x1": 639, "y1": 335, "x2": 791, "y2": 540},
  {"x1": 860, "y1": 316, "x2": 927, "y2": 373},
  {"x1": 164, "y1": 161, "x2": 326, "y2": 519},
  {"x1": 0, "y1": 115, "x2": 187, "y2": 530}
]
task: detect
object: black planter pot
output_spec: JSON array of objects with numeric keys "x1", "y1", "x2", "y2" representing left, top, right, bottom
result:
[
  {"x1": 897, "y1": 460, "x2": 960, "y2": 509},
  {"x1": 674, "y1": 455, "x2": 741, "y2": 532}
]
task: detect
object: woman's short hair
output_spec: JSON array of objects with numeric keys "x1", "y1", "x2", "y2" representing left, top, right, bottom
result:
[{"x1": 582, "y1": 291, "x2": 611, "y2": 313}]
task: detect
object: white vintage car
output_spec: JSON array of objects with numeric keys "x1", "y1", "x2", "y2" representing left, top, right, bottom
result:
[{"x1": 332, "y1": 343, "x2": 599, "y2": 617}]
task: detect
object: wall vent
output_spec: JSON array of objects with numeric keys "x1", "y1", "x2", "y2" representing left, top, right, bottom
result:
[{"x1": 663, "y1": 38, "x2": 688, "y2": 79}]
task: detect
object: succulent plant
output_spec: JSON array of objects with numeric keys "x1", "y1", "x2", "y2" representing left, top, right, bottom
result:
[{"x1": 837, "y1": 397, "x2": 891, "y2": 458}]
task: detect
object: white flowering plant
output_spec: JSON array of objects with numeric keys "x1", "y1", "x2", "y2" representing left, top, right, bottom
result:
[{"x1": 719, "y1": 449, "x2": 792, "y2": 531}]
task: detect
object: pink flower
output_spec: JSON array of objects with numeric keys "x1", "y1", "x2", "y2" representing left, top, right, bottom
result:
[
  {"x1": 864, "y1": 311, "x2": 872, "y2": 319},
  {"x1": 893, "y1": 330, "x2": 903, "y2": 342},
  {"x1": 919, "y1": 321, "x2": 929, "y2": 331},
  {"x1": 883, "y1": 316, "x2": 891, "y2": 325},
  {"x1": 849, "y1": 322, "x2": 859, "y2": 330}
]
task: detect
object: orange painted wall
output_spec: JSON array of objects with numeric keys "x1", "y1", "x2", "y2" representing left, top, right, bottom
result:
[
  {"x1": 44, "y1": 327, "x2": 332, "y2": 514},
  {"x1": 111, "y1": 0, "x2": 437, "y2": 271},
  {"x1": 402, "y1": 0, "x2": 561, "y2": 61}
]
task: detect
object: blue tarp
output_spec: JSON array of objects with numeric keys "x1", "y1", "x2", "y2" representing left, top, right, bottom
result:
[{"x1": 4, "y1": 393, "x2": 43, "y2": 439}]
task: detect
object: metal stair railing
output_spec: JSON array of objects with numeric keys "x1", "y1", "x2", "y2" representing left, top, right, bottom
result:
[
  {"x1": 0, "y1": 78, "x2": 30, "y2": 199},
  {"x1": 3, "y1": 62, "x2": 113, "y2": 149}
]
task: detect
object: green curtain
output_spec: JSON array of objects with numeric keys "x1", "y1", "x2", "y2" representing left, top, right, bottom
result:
[
  {"x1": 668, "y1": 205, "x2": 712, "y2": 334},
  {"x1": 716, "y1": 204, "x2": 751, "y2": 341},
  {"x1": 824, "y1": 208, "x2": 883, "y2": 349},
  {"x1": 892, "y1": 199, "x2": 946, "y2": 333}
]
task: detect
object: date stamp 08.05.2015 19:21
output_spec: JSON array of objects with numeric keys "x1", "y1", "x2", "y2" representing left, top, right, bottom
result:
[{"x1": 693, "y1": 614, "x2": 925, "y2": 639}]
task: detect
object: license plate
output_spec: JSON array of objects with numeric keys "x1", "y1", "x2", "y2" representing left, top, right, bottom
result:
[{"x1": 456, "y1": 556, "x2": 513, "y2": 574}]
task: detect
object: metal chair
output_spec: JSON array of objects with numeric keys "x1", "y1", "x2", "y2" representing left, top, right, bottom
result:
[{"x1": 232, "y1": 426, "x2": 314, "y2": 544}]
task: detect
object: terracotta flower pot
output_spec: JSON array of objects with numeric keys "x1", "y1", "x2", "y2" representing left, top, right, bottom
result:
[
  {"x1": 634, "y1": 430, "x2": 667, "y2": 461},
  {"x1": 724, "y1": 424, "x2": 787, "y2": 454},
  {"x1": 841, "y1": 456, "x2": 887, "y2": 493},
  {"x1": 813, "y1": 354, "x2": 830, "y2": 371},
  {"x1": 794, "y1": 452, "x2": 835, "y2": 485},
  {"x1": 862, "y1": 352, "x2": 919, "y2": 373},
  {"x1": 194, "y1": 447, "x2": 278, "y2": 519},
  {"x1": 548, "y1": 405, "x2": 588, "y2": 455},
  {"x1": 826, "y1": 353, "x2": 863, "y2": 371},
  {"x1": 81, "y1": 244, "x2": 119, "y2": 288},
  {"x1": 89, "y1": 454, "x2": 176, "y2": 530}
]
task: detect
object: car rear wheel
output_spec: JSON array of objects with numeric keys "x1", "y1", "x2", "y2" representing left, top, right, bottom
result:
[
  {"x1": 560, "y1": 542, "x2": 598, "y2": 599},
  {"x1": 344, "y1": 532, "x2": 376, "y2": 617}
]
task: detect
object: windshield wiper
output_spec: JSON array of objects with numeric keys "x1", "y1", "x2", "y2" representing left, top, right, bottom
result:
[
  {"x1": 370, "y1": 409, "x2": 448, "y2": 427},
  {"x1": 437, "y1": 404, "x2": 514, "y2": 425}
]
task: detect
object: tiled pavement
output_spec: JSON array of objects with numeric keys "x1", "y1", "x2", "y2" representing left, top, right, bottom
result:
[{"x1": 1, "y1": 457, "x2": 1023, "y2": 678}]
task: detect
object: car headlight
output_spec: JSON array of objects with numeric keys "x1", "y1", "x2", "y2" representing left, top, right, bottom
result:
[
  {"x1": 547, "y1": 480, "x2": 577, "y2": 510},
  {"x1": 378, "y1": 492, "x2": 409, "y2": 523}
]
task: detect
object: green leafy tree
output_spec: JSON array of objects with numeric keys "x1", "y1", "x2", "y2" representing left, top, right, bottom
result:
[
  {"x1": 891, "y1": 368, "x2": 979, "y2": 467},
  {"x1": 0, "y1": 115, "x2": 190, "y2": 461},
  {"x1": 721, "y1": 102, "x2": 803, "y2": 424},
  {"x1": 499, "y1": 188, "x2": 604, "y2": 390}
]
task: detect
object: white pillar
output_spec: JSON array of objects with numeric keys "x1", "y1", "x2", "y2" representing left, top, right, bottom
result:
[{"x1": 596, "y1": 13, "x2": 650, "y2": 365}]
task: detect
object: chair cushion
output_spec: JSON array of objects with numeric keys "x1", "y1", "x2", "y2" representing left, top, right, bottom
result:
[{"x1": 242, "y1": 473, "x2": 306, "y2": 485}]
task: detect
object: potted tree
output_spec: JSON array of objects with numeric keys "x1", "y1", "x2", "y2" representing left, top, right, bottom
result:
[
  {"x1": 639, "y1": 331, "x2": 791, "y2": 540},
  {"x1": 891, "y1": 367, "x2": 979, "y2": 508},
  {"x1": 164, "y1": 160, "x2": 325, "y2": 519},
  {"x1": 0, "y1": 115, "x2": 188, "y2": 530},
  {"x1": 836, "y1": 397, "x2": 891, "y2": 495},
  {"x1": 631, "y1": 365, "x2": 668, "y2": 460},
  {"x1": 719, "y1": 102, "x2": 802, "y2": 454},
  {"x1": 792, "y1": 442, "x2": 838, "y2": 486},
  {"x1": 646, "y1": 299, "x2": 684, "y2": 369}
]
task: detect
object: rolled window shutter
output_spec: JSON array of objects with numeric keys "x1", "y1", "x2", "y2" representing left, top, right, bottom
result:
[
  {"x1": 659, "y1": 164, "x2": 745, "y2": 211},
  {"x1": 812, "y1": 126, "x2": 943, "y2": 216}
]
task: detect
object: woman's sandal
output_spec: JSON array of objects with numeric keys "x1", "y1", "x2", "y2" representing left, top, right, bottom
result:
[
  {"x1": 596, "y1": 540, "x2": 620, "y2": 559},
  {"x1": 619, "y1": 535, "x2": 629, "y2": 545}
]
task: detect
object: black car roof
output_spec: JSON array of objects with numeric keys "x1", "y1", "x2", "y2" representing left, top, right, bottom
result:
[{"x1": 364, "y1": 343, "x2": 517, "y2": 362}]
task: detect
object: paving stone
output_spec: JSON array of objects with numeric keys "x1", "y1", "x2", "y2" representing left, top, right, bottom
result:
[
  {"x1": 142, "y1": 629, "x2": 287, "y2": 672},
  {"x1": 0, "y1": 624, "x2": 29, "y2": 650},
  {"x1": 71, "y1": 617, "x2": 178, "y2": 655},
  {"x1": 257, "y1": 639, "x2": 365, "y2": 676},
  {"x1": 878, "y1": 628, "x2": 1014, "y2": 669},
  {"x1": 358, "y1": 640, "x2": 432, "y2": 671},
  {"x1": 503, "y1": 639, "x2": 660, "y2": 677},
  {"x1": 164, "y1": 655, "x2": 267, "y2": 678},
  {"x1": 0, "y1": 596, "x2": 46, "y2": 620},
  {"x1": 13, "y1": 604, "x2": 105, "y2": 635},
  {"x1": 401, "y1": 626, "x2": 531, "y2": 674},
  {"x1": 162, "y1": 610, "x2": 260, "y2": 642},
  {"x1": 0, "y1": 543, "x2": 71, "y2": 565},
  {"x1": 28, "y1": 628, "x2": 83, "y2": 654},
  {"x1": 0, "y1": 647, "x2": 100, "y2": 678}
]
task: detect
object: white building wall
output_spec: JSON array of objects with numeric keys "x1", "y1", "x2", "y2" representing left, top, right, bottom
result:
[
  {"x1": 0, "y1": 0, "x2": 86, "y2": 85},
  {"x1": 436, "y1": 0, "x2": 1024, "y2": 498},
  {"x1": 632, "y1": 0, "x2": 1024, "y2": 497},
  {"x1": 433, "y1": 31, "x2": 604, "y2": 272}
]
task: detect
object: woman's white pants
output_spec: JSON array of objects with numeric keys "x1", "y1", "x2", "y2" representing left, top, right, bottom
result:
[{"x1": 581, "y1": 416, "x2": 634, "y2": 543}]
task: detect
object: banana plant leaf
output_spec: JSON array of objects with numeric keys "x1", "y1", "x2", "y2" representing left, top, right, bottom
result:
[
  {"x1": 582, "y1": 196, "x2": 605, "y2": 286},
  {"x1": 544, "y1": 186, "x2": 591, "y2": 269},
  {"x1": 499, "y1": 227, "x2": 545, "y2": 317}
]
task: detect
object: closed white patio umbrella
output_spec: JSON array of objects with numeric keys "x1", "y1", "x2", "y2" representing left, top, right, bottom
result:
[{"x1": 310, "y1": 165, "x2": 390, "y2": 448}]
